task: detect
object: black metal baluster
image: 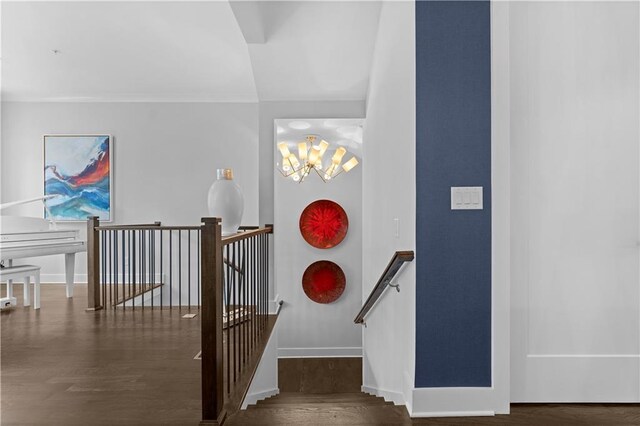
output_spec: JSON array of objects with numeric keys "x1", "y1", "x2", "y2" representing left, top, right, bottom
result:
[
  {"x1": 133, "y1": 230, "x2": 137, "y2": 308},
  {"x1": 114, "y1": 230, "x2": 118, "y2": 309},
  {"x1": 188, "y1": 230, "x2": 191, "y2": 310},
  {"x1": 258, "y1": 234, "x2": 262, "y2": 333},
  {"x1": 160, "y1": 230, "x2": 164, "y2": 309},
  {"x1": 151, "y1": 229, "x2": 155, "y2": 309},
  {"x1": 197, "y1": 230, "x2": 200, "y2": 308},
  {"x1": 255, "y1": 235, "x2": 259, "y2": 336},
  {"x1": 266, "y1": 233, "x2": 269, "y2": 329},
  {"x1": 169, "y1": 231, "x2": 173, "y2": 309},
  {"x1": 253, "y1": 235, "x2": 257, "y2": 347},
  {"x1": 128, "y1": 230, "x2": 132, "y2": 305},
  {"x1": 178, "y1": 229, "x2": 181, "y2": 309},
  {"x1": 142, "y1": 229, "x2": 145, "y2": 310},
  {"x1": 263, "y1": 233, "x2": 266, "y2": 331},
  {"x1": 266, "y1": 232, "x2": 270, "y2": 327},
  {"x1": 100, "y1": 231, "x2": 105, "y2": 306},
  {"x1": 233, "y1": 241, "x2": 237, "y2": 383},
  {"x1": 120, "y1": 230, "x2": 125, "y2": 308},
  {"x1": 225, "y1": 244, "x2": 231, "y2": 394},
  {"x1": 243, "y1": 238, "x2": 247, "y2": 365},
  {"x1": 258, "y1": 234, "x2": 262, "y2": 328},
  {"x1": 110, "y1": 230, "x2": 115, "y2": 307},
  {"x1": 237, "y1": 240, "x2": 241, "y2": 368}
]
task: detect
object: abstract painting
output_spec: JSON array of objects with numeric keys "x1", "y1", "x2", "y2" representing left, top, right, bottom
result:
[
  {"x1": 299, "y1": 199, "x2": 348, "y2": 249},
  {"x1": 44, "y1": 135, "x2": 112, "y2": 221}
]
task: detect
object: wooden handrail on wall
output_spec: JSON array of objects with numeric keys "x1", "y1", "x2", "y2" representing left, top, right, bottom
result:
[{"x1": 354, "y1": 250, "x2": 414, "y2": 325}]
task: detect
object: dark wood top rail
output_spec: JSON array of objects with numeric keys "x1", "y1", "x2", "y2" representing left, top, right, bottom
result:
[
  {"x1": 222, "y1": 225, "x2": 273, "y2": 246},
  {"x1": 95, "y1": 224, "x2": 272, "y2": 233},
  {"x1": 95, "y1": 224, "x2": 201, "y2": 231},
  {"x1": 94, "y1": 221, "x2": 161, "y2": 230},
  {"x1": 354, "y1": 250, "x2": 414, "y2": 325}
]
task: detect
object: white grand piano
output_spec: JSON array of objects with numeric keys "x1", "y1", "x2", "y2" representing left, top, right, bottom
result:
[{"x1": 0, "y1": 196, "x2": 86, "y2": 299}]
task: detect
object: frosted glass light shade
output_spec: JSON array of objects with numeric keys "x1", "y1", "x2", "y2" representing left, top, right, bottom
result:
[
  {"x1": 342, "y1": 157, "x2": 359, "y2": 173},
  {"x1": 277, "y1": 143, "x2": 291, "y2": 158},
  {"x1": 289, "y1": 154, "x2": 300, "y2": 168},
  {"x1": 207, "y1": 168, "x2": 244, "y2": 236},
  {"x1": 318, "y1": 140, "x2": 330, "y2": 158},
  {"x1": 332, "y1": 147, "x2": 347, "y2": 164},
  {"x1": 308, "y1": 146, "x2": 321, "y2": 166},
  {"x1": 298, "y1": 143, "x2": 308, "y2": 161}
]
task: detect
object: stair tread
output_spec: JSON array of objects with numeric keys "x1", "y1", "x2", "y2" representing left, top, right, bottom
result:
[
  {"x1": 259, "y1": 394, "x2": 385, "y2": 404},
  {"x1": 272, "y1": 392, "x2": 376, "y2": 397},
  {"x1": 228, "y1": 404, "x2": 411, "y2": 426},
  {"x1": 262, "y1": 393, "x2": 384, "y2": 399},
  {"x1": 254, "y1": 401, "x2": 392, "y2": 408}
]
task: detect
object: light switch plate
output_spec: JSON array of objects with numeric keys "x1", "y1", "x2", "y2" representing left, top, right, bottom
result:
[{"x1": 451, "y1": 186, "x2": 483, "y2": 210}]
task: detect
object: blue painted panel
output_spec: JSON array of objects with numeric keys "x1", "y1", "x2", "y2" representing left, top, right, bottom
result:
[{"x1": 415, "y1": 1, "x2": 492, "y2": 387}]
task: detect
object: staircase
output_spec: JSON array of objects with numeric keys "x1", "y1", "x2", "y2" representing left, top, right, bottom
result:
[{"x1": 226, "y1": 392, "x2": 412, "y2": 425}]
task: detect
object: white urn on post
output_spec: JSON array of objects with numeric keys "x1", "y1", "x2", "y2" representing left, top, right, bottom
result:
[{"x1": 207, "y1": 168, "x2": 244, "y2": 236}]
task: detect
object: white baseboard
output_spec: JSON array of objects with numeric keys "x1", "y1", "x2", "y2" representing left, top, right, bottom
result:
[
  {"x1": 269, "y1": 295, "x2": 281, "y2": 314},
  {"x1": 41, "y1": 274, "x2": 87, "y2": 284},
  {"x1": 411, "y1": 410, "x2": 495, "y2": 418},
  {"x1": 39, "y1": 273, "x2": 164, "y2": 284},
  {"x1": 410, "y1": 387, "x2": 501, "y2": 417},
  {"x1": 278, "y1": 347, "x2": 362, "y2": 358},
  {"x1": 361, "y1": 385, "x2": 406, "y2": 406},
  {"x1": 241, "y1": 388, "x2": 279, "y2": 410}
]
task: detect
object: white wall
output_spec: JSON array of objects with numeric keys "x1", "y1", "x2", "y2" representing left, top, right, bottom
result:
[
  {"x1": 509, "y1": 1, "x2": 640, "y2": 402},
  {"x1": 258, "y1": 101, "x2": 365, "y2": 317},
  {"x1": 1, "y1": 101, "x2": 259, "y2": 282},
  {"x1": 361, "y1": 1, "x2": 416, "y2": 408},
  {"x1": 242, "y1": 320, "x2": 280, "y2": 409},
  {"x1": 273, "y1": 123, "x2": 363, "y2": 358}
]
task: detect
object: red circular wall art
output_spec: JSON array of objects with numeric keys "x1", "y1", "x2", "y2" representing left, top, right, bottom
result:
[
  {"x1": 299, "y1": 199, "x2": 348, "y2": 249},
  {"x1": 302, "y1": 260, "x2": 346, "y2": 304}
]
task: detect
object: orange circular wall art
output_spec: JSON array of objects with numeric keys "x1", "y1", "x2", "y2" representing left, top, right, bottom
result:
[
  {"x1": 302, "y1": 260, "x2": 346, "y2": 304},
  {"x1": 299, "y1": 199, "x2": 348, "y2": 249}
]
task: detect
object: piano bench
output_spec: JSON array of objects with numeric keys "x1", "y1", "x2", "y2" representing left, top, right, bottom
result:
[{"x1": 0, "y1": 265, "x2": 41, "y2": 309}]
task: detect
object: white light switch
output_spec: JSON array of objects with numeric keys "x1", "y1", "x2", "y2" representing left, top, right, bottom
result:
[{"x1": 451, "y1": 187, "x2": 483, "y2": 210}]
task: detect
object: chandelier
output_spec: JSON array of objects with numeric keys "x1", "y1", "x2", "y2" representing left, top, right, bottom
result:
[{"x1": 276, "y1": 135, "x2": 359, "y2": 183}]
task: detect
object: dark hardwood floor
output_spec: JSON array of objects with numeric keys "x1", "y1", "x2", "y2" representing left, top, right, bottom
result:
[
  {"x1": 3, "y1": 284, "x2": 640, "y2": 425},
  {"x1": 1, "y1": 284, "x2": 202, "y2": 426}
]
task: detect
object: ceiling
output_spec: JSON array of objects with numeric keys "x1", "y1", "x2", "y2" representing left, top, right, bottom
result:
[
  {"x1": 246, "y1": 1, "x2": 382, "y2": 101},
  {"x1": 1, "y1": 1, "x2": 382, "y2": 102},
  {"x1": 1, "y1": 2, "x2": 258, "y2": 102}
]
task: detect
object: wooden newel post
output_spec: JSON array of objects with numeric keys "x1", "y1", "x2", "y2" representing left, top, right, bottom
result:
[
  {"x1": 86, "y1": 216, "x2": 102, "y2": 311},
  {"x1": 200, "y1": 217, "x2": 225, "y2": 425}
]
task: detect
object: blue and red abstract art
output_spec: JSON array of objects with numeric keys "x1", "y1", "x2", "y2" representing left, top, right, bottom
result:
[{"x1": 44, "y1": 135, "x2": 112, "y2": 221}]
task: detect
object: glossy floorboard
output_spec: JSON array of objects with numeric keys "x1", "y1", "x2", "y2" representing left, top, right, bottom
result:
[
  {"x1": 3, "y1": 285, "x2": 640, "y2": 425},
  {"x1": 1, "y1": 284, "x2": 202, "y2": 426}
]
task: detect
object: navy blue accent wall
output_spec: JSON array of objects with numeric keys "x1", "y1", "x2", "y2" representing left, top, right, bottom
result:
[{"x1": 415, "y1": 1, "x2": 492, "y2": 388}]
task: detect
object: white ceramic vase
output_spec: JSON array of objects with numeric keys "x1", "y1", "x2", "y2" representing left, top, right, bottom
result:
[{"x1": 207, "y1": 168, "x2": 244, "y2": 236}]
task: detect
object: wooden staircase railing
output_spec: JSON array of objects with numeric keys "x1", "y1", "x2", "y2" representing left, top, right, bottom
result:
[
  {"x1": 354, "y1": 250, "x2": 414, "y2": 325},
  {"x1": 86, "y1": 217, "x2": 276, "y2": 425}
]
